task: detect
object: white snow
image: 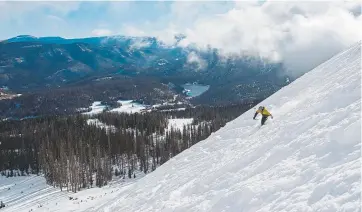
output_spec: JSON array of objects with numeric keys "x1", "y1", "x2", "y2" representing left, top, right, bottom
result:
[
  {"x1": 82, "y1": 101, "x2": 107, "y2": 115},
  {"x1": 152, "y1": 101, "x2": 185, "y2": 109},
  {"x1": 87, "y1": 119, "x2": 116, "y2": 133},
  {"x1": 14, "y1": 57, "x2": 24, "y2": 63},
  {"x1": 21, "y1": 45, "x2": 42, "y2": 48},
  {"x1": 160, "y1": 108, "x2": 187, "y2": 112},
  {"x1": 94, "y1": 77, "x2": 113, "y2": 81},
  {"x1": 167, "y1": 118, "x2": 194, "y2": 131},
  {"x1": 99, "y1": 42, "x2": 361, "y2": 211},
  {"x1": 77, "y1": 44, "x2": 93, "y2": 52},
  {"x1": 0, "y1": 173, "x2": 144, "y2": 212},
  {"x1": 82, "y1": 100, "x2": 148, "y2": 116},
  {"x1": 109, "y1": 100, "x2": 147, "y2": 114}
]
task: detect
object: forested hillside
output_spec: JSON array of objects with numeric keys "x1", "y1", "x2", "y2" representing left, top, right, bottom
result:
[{"x1": 0, "y1": 101, "x2": 258, "y2": 192}]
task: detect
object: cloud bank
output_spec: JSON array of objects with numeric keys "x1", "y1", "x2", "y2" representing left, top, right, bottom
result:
[{"x1": 123, "y1": 1, "x2": 362, "y2": 77}]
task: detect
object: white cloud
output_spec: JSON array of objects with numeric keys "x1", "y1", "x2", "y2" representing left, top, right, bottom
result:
[
  {"x1": 186, "y1": 51, "x2": 207, "y2": 70},
  {"x1": 123, "y1": 1, "x2": 362, "y2": 77},
  {"x1": 0, "y1": 2, "x2": 80, "y2": 19},
  {"x1": 91, "y1": 29, "x2": 113, "y2": 36}
]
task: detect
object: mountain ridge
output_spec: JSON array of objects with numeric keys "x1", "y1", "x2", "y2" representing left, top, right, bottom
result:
[{"x1": 0, "y1": 35, "x2": 288, "y2": 107}]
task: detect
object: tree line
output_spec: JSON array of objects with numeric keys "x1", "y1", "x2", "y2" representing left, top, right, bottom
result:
[{"x1": 0, "y1": 100, "x2": 258, "y2": 192}]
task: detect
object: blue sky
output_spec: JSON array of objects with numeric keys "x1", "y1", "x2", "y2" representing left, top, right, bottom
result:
[
  {"x1": 0, "y1": 1, "x2": 234, "y2": 39},
  {"x1": 1, "y1": 1, "x2": 155, "y2": 39},
  {"x1": 1, "y1": 1, "x2": 361, "y2": 75}
]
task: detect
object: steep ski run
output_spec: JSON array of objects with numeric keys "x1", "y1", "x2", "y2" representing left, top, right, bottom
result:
[{"x1": 101, "y1": 42, "x2": 361, "y2": 212}]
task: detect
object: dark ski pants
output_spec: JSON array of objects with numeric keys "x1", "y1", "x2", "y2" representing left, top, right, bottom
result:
[{"x1": 261, "y1": 115, "x2": 268, "y2": 125}]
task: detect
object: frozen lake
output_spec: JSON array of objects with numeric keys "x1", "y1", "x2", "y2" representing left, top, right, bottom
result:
[{"x1": 182, "y1": 83, "x2": 210, "y2": 97}]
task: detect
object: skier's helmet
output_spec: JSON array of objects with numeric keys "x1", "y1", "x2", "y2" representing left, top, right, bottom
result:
[{"x1": 258, "y1": 106, "x2": 263, "y2": 110}]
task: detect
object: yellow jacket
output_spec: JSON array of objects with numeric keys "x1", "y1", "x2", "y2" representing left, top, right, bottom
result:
[
  {"x1": 253, "y1": 107, "x2": 273, "y2": 119},
  {"x1": 256, "y1": 108, "x2": 271, "y2": 116}
]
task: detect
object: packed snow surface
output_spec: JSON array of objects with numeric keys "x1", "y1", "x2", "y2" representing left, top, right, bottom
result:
[{"x1": 100, "y1": 42, "x2": 361, "y2": 211}]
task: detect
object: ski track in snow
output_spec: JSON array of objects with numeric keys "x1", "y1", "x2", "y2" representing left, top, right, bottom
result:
[{"x1": 99, "y1": 42, "x2": 361, "y2": 212}]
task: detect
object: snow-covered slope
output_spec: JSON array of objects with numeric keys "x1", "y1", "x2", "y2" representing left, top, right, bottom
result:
[
  {"x1": 0, "y1": 173, "x2": 146, "y2": 212},
  {"x1": 100, "y1": 42, "x2": 361, "y2": 212}
]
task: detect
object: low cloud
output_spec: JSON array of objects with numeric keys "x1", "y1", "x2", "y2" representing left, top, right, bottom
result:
[
  {"x1": 124, "y1": 1, "x2": 362, "y2": 77},
  {"x1": 186, "y1": 51, "x2": 207, "y2": 71}
]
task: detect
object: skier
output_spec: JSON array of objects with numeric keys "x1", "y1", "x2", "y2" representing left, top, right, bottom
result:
[{"x1": 253, "y1": 106, "x2": 273, "y2": 126}]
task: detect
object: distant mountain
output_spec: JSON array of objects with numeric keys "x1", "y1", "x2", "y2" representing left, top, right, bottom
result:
[
  {"x1": 5, "y1": 35, "x2": 99, "y2": 44},
  {"x1": 0, "y1": 40, "x2": 186, "y2": 88},
  {"x1": 4, "y1": 35, "x2": 40, "y2": 42},
  {"x1": 4, "y1": 35, "x2": 161, "y2": 47},
  {"x1": 0, "y1": 35, "x2": 291, "y2": 106}
]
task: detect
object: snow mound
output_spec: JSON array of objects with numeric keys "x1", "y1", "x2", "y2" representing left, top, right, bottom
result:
[{"x1": 101, "y1": 42, "x2": 361, "y2": 212}]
